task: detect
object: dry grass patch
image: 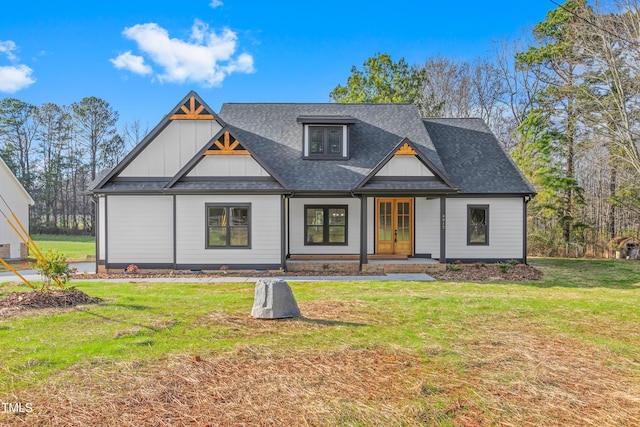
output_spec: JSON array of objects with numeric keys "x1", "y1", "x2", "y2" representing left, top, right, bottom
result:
[
  {"x1": 2, "y1": 347, "x2": 424, "y2": 426},
  {"x1": 197, "y1": 299, "x2": 376, "y2": 336},
  {"x1": 452, "y1": 325, "x2": 640, "y2": 426}
]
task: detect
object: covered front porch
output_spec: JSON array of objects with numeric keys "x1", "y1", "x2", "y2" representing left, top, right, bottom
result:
[{"x1": 286, "y1": 194, "x2": 447, "y2": 274}]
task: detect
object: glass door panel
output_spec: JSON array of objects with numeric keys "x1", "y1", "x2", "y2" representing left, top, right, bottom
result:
[{"x1": 375, "y1": 199, "x2": 413, "y2": 256}]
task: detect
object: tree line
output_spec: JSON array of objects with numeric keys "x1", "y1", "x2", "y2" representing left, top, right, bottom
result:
[
  {"x1": 0, "y1": 97, "x2": 145, "y2": 234},
  {"x1": 1, "y1": 0, "x2": 639, "y2": 256},
  {"x1": 331, "y1": 0, "x2": 640, "y2": 257}
]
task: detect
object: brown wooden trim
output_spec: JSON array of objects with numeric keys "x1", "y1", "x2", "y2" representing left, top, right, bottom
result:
[
  {"x1": 204, "y1": 130, "x2": 249, "y2": 155},
  {"x1": 395, "y1": 142, "x2": 417, "y2": 155},
  {"x1": 203, "y1": 150, "x2": 250, "y2": 155},
  {"x1": 170, "y1": 96, "x2": 215, "y2": 120}
]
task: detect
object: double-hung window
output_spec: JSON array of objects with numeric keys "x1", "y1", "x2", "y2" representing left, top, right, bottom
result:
[
  {"x1": 305, "y1": 205, "x2": 347, "y2": 245},
  {"x1": 206, "y1": 204, "x2": 250, "y2": 248},
  {"x1": 467, "y1": 205, "x2": 489, "y2": 245}
]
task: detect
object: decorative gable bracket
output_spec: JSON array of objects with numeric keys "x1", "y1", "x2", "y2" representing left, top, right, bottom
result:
[
  {"x1": 171, "y1": 96, "x2": 215, "y2": 120},
  {"x1": 204, "y1": 131, "x2": 249, "y2": 155},
  {"x1": 395, "y1": 142, "x2": 417, "y2": 155}
]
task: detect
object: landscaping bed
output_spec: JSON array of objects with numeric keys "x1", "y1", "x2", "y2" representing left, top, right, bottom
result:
[
  {"x1": 429, "y1": 263, "x2": 543, "y2": 281},
  {"x1": 0, "y1": 288, "x2": 101, "y2": 317},
  {"x1": 94, "y1": 263, "x2": 543, "y2": 281}
]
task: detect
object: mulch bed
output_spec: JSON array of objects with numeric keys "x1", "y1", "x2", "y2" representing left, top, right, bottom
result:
[
  {"x1": 429, "y1": 263, "x2": 543, "y2": 281},
  {"x1": 0, "y1": 289, "x2": 102, "y2": 316},
  {"x1": 91, "y1": 270, "x2": 350, "y2": 280}
]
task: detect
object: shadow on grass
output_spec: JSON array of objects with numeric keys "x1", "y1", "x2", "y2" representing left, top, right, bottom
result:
[
  {"x1": 298, "y1": 316, "x2": 369, "y2": 327},
  {"x1": 81, "y1": 309, "x2": 164, "y2": 332},
  {"x1": 255, "y1": 316, "x2": 368, "y2": 327},
  {"x1": 106, "y1": 303, "x2": 151, "y2": 311}
]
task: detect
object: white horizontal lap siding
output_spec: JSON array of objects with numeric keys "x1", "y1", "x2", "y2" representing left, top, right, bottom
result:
[
  {"x1": 119, "y1": 121, "x2": 221, "y2": 177},
  {"x1": 176, "y1": 195, "x2": 281, "y2": 265},
  {"x1": 445, "y1": 197, "x2": 523, "y2": 259},
  {"x1": 188, "y1": 156, "x2": 269, "y2": 177},
  {"x1": 289, "y1": 198, "x2": 360, "y2": 255},
  {"x1": 107, "y1": 196, "x2": 173, "y2": 263},
  {"x1": 375, "y1": 156, "x2": 433, "y2": 177},
  {"x1": 415, "y1": 198, "x2": 440, "y2": 258}
]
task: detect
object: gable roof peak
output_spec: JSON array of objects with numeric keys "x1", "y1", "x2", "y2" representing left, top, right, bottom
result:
[
  {"x1": 91, "y1": 91, "x2": 224, "y2": 191},
  {"x1": 169, "y1": 91, "x2": 221, "y2": 122},
  {"x1": 354, "y1": 137, "x2": 456, "y2": 191}
]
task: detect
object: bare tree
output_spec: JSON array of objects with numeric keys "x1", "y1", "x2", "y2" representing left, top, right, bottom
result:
[
  {"x1": 571, "y1": 0, "x2": 640, "y2": 176},
  {"x1": 122, "y1": 118, "x2": 149, "y2": 151},
  {"x1": 0, "y1": 98, "x2": 39, "y2": 194}
]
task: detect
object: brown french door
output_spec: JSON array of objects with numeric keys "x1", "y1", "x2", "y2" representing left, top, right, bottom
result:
[{"x1": 375, "y1": 198, "x2": 414, "y2": 256}]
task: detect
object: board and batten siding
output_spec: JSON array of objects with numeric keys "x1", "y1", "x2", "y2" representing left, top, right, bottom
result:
[
  {"x1": 445, "y1": 197, "x2": 523, "y2": 259},
  {"x1": 415, "y1": 198, "x2": 440, "y2": 258},
  {"x1": 374, "y1": 155, "x2": 434, "y2": 177},
  {"x1": 106, "y1": 195, "x2": 174, "y2": 264},
  {"x1": 289, "y1": 198, "x2": 361, "y2": 255},
  {"x1": 187, "y1": 155, "x2": 270, "y2": 177},
  {"x1": 175, "y1": 195, "x2": 281, "y2": 265},
  {"x1": 119, "y1": 121, "x2": 222, "y2": 178}
]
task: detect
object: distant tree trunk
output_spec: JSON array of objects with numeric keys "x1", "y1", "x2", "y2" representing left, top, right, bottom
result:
[{"x1": 608, "y1": 164, "x2": 617, "y2": 239}]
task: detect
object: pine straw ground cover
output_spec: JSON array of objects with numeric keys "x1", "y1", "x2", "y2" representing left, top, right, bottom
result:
[{"x1": 0, "y1": 258, "x2": 639, "y2": 426}]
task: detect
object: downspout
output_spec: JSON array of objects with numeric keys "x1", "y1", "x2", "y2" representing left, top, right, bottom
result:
[
  {"x1": 91, "y1": 195, "x2": 99, "y2": 274},
  {"x1": 523, "y1": 194, "x2": 531, "y2": 265},
  {"x1": 173, "y1": 195, "x2": 177, "y2": 269}
]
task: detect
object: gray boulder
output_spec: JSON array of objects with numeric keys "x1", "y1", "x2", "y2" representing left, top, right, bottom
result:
[{"x1": 250, "y1": 279, "x2": 301, "y2": 319}]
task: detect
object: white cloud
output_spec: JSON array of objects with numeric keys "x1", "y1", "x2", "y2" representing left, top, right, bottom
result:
[
  {"x1": 0, "y1": 40, "x2": 35, "y2": 93},
  {"x1": 110, "y1": 51, "x2": 152, "y2": 75},
  {"x1": 209, "y1": 0, "x2": 223, "y2": 8},
  {"x1": 112, "y1": 20, "x2": 254, "y2": 87},
  {"x1": 0, "y1": 40, "x2": 18, "y2": 61},
  {"x1": 0, "y1": 65, "x2": 36, "y2": 93}
]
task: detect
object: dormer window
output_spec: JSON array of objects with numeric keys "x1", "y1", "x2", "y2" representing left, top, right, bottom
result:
[
  {"x1": 297, "y1": 115, "x2": 355, "y2": 159},
  {"x1": 309, "y1": 126, "x2": 343, "y2": 155}
]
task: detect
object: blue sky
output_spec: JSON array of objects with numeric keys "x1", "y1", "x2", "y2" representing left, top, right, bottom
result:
[{"x1": 1, "y1": 0, "x2": 554, "y2": 133}]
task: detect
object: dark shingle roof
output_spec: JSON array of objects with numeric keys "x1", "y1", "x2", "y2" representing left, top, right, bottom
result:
[
  {"x1": 219, "y1": 103, "x2": 449, "y2": 192},
  {"x1": 424, "y1": 118, "x2": 535, "y2": 194},
  {"x1": 96, "y1": 179, "x2": 284, "y2": 194},
  {"x1": 89, "y1": 93, "x2": 534, "y2": 196},
  {"x1": 358, "y1": 179, "x2": 454, "y2": 193},
  {"x1": 98, "y1": 180, "x2": 169, "y2": 193},
  {"x1": 170, "y1": 179, "x2": 284, "y2": 192}
]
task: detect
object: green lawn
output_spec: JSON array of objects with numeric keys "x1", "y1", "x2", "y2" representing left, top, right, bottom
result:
[
  {"x1": 0, "y1": 258, "x2": 639, "y2": 425},
  {"x1": 32, "y1": 234, "x2": 95, "y2": 261}
]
